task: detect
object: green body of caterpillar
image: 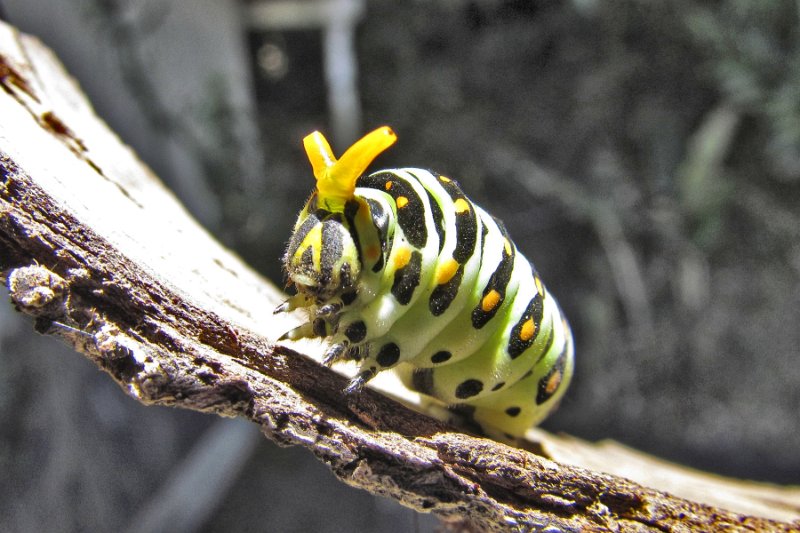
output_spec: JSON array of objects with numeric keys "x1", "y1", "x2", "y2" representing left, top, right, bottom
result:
[{"x1": 277, "y1": 127, "x2": 574, "y2": 438}]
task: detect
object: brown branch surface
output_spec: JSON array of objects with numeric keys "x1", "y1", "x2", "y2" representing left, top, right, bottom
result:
[{"x1": 1, "y1": 21, "x2": 798, "y2": 532}]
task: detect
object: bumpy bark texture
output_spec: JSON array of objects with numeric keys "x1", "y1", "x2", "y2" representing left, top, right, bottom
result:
[{"x1": 1, "y1": 20, "x2": 798, "y2": 532}]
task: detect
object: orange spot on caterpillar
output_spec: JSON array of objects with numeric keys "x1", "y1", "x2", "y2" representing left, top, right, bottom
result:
[
  {"x1": 519, "y1": 319, "x2": 535, "y2": 341},
  {"x1": 453, "y1": 198, "x2": 470, "y2": 214},
  {"x1": 545, "y1": 370, "x2": 562, "y2": 395},
  {"x1": 396, "y1": 196, "x2": 409, "y2": 208},
  {"x1": 439, "y1": 175, "x2": 451, "y2": 183},
  {"x1": 481, "y1": 289, "x2": 501, "y2": 312},
  {"x1": 385, "y1": 181, "x2": 393, "y2": 190},
  {"x1": 366, "y1": 244, "x2": 381, "y2": 262},
  {"x1": 436, "y1": 258, "x2": 459, "y2": 285}
]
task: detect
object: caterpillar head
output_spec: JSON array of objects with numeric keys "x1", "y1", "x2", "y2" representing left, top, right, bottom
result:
[{"x1": 284, "y1": 127, "x2": 396, "y2": 300}]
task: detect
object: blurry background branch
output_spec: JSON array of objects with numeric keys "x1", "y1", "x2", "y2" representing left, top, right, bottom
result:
[{"x1": 245, "y1": 0, "x2": 365, "y2": 148}]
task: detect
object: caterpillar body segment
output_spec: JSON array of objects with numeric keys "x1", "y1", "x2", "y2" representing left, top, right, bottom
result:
[{"x1": 279, "y1": 127, "x2": 574, "y2": 437}]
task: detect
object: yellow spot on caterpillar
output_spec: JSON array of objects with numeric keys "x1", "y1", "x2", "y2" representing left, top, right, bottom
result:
[
  {"x1": 534, "y1": 275, "x2": 544, "y2": 298},
  {"x1": 393, "y1": 247, "x2": 412, "y2": 270},
  {"x1": 503, "y1": 239, "x2": 512, "y2": 256},
  {"x1": 396, "y1": 196, "x2": 409, "y2": 208},
  {"x1": 453, "y1": 198, "x2": 470, "y2": 214},
  {"x1": 519, "y1": 319, "x2": 535, "y2": 341},
  {"x1": 385, "y1": 181, "x2": 393, "y2": 190},
  {"x1": 439, "y1": 175, "x2": 451, "y2": 183},
  {"x1": 481, "y1": 289, "x2": 501, "y2": 312},
  {"x1": 297, "y1": 224, "x2": 323, "y2": 269},
  {"x1": 436, "y1": 258, "x2": 459, "y2": 285},
  {"x1": 545, "y1": 370, "x2": 562, "y2": 395}
]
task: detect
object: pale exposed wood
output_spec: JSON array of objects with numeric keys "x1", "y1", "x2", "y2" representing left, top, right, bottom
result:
[{"x1": 1, "y1": 21, "x2": 798, "y2": 532}]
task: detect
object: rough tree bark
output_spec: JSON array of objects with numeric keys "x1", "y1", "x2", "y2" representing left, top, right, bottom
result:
[{"x1": 0, "y1": 21, "x2": 798, "y2": 533}]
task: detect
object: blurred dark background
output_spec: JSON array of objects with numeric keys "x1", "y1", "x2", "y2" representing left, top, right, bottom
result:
[{"x1": 1, "y1": 0, "x2": 798, "y2": 531}]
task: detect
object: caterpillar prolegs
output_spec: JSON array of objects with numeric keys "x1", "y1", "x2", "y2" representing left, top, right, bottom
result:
[{"x1": 277, "y1": 126, "x2": 573, "y2": 438}]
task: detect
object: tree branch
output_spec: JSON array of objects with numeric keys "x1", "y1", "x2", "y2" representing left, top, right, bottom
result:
[{"x1": 1, "y1": 21, "x2": 798, "y2": 532}]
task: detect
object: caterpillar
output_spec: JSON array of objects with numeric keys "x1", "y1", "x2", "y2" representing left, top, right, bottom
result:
[{"x1": 276, "y1": 126, "x2": 573, "y2": 438}]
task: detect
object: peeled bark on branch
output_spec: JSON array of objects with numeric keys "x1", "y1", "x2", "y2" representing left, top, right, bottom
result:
[{"x1": 1, "y1": 21, "x2": 798, "y2": 532}]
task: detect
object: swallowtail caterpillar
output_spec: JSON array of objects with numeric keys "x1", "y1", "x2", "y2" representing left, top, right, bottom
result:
[{"x1": 276, "y1": 126, "x2": 574, "y2": 438}]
